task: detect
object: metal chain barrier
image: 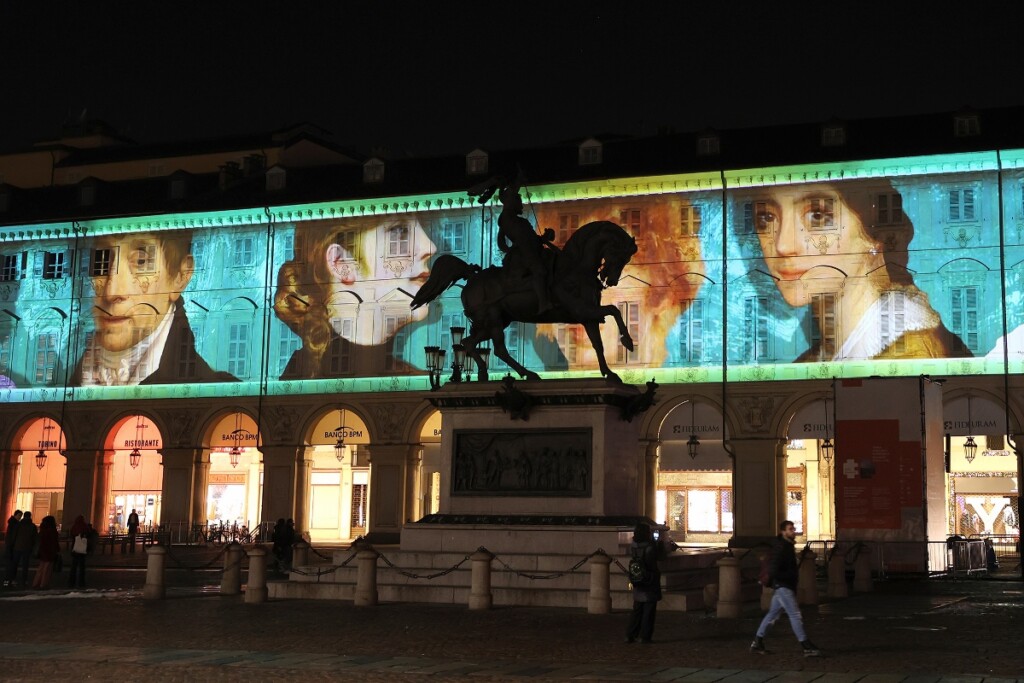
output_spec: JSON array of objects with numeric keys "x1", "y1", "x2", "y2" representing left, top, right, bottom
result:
[
  {"x1": 288, "y1": 549, "x2": 360, "y2": 578},
  {"x1": 162, "y1": 543, "x2": 233, "y2": 573},
  {"x1": 376, "y1": 550, "x2": 472, "y2": 580},
  {"x1": 490, "y1": 548, "x2": 607, "y2": 580}
]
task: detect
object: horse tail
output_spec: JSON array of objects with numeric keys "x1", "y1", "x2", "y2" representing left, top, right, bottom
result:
[{"x1": 410, "y1": 254, "x2": 480, "y2": 310}]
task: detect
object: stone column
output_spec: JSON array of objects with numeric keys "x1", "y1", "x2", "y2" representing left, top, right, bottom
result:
[
  {"x1": 260, "y1": 445, "x2": 299, "y2": 525},
  {"x1": 159, "y1": 448, "x2": 196, "y2": 530},
  {"x1": 715, "y1": 555, "x2": 742, "y2": 618},
  {"x1": 0, "y1": 452, "x2": 19, "y2": 521},
  {"x1": 292, "y1": 445, "x2": 313, "y2": 534},
  {"x1": 729, "y1": 438, "x2": 787, "y2": 547},
  {"x1": 190, "y1": 450, "x2": 211, "y2": 524},
  {"x1": 364, "y1": 444, "x2": 408, "y2": 544},
  {"x1": 90, "y1": 451, "x2": 114, "y2": 530},
  {"x1": 404, "y1": 446, "x2": 422, "y2": 524},
  {"x1": 63, "y1": 447, "x2": 99, "y2": 530},
  {"x1": 642, "y1": 440, "x2": 659, "y2": 520}
]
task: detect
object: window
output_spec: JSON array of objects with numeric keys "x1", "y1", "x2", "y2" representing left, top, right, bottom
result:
[
  {"x1": 684, "y1": 488, "x2": 733, "y2": 533},
  {"x1": 335, "y1": 230, "x2": 356, "y2": 260},
  {"x1": 558, "y1": 214, "x2": 579, "y2": 244},
  {"x1": 578, "y1": 141, "x2": 602, "y2": 165},
  {"x1": 266, "y1": 168, "x2": 286, "y2": 191},
  {"x1": 79, "y1": 184, "x2": 96, "y2": 206},
  {"x1": 148, "y1": 163, "x2": 166, "y2": 177},
  {"x1": 954, "y1": 114, "x2": 980, "y2": 137},
  {"x1": 466, "y1": 151, "x2": 488, "y2": 176},
  {"x1": 34, "y1": 333, "x2": 58, "y2": 385},
  {"x1": 439, "y1": 312, "x2": 466, "y2": 353},
  {"x1": 876, "y1": 193, "x2": 904, "y2": 225},
  {"x1": 233, "y1": 237, "x2": 255, "y2": 267},
  {"x1": 384, "y1": 314, "x2": 409, "y2": 371},
  {"x1": 227, "y1": 323, "x2": 251, "y2": 378},
  {"x1": 809, "y1": 293, "x2": 837, "y2": 360},
  {"x1": 743, "y1": 296, "x2": 769, "y2": 361},
  {"x1": 327, "y1": 318, "x2": 354, "y2": 374},
  {"x1": 0, "y1": 253, "x2": 25, "y2": 282},
  {"x1": 619, "y1": 209, "x2": 642, "y2": 235},
  {"x1": 821, "y1": 125, "x2": 846, "y2": 146},
  {"x1": 439, "y1": 221, "x2": 466, "y2": 254},
  {"x1": 696, "y1": 134, "x2": 720, "y2": 156},
  {"x1": 740, "y1": 201, "x2": 772, "y2": 235},
  {"x1": 555, "y1": 324, "x2": 579, "y2": 366},
  {"x1": 387, "y1": 225, "x2": 410, "y2": 258},
  {"x1": 678, "y1": 299, "x2": 704, "y2": 363},
  {"x1": 616, "y1": 302, "x2": 640, "y2": 364},
  {"x1": 191, "y1": 238, "x2": 206, "y2": 270},
  {"x1": 950, "y1": 286, "x2": 979, "y2": 354},
  {"x1": 0, "y1": 328, "x2": 12, "y2": 374},
  {"x1": 177, "y1": 328, "x2": 198, "y2": 379},
  {"x1": 787, "y1": 489, "x2": 804, "y2": 534},
  {"x1": 948, "y1": 188, "x2": 976, "y2": 222},
  {"x1": 132, "y1": 244, "x2": 158, "y2": 274},
  {"x1": 169, "y1": 178, "x2": 187, "y2": 199},
  {"x1": 807, "y1": 198, "x2": 834, "y2": 230},
  {"x1": 680, "y1": 204, "x2": 702, "y2": 237},
  {"x1": 90, "y1": 248, "x2": 115, "y2": 277},
  {"x1": 879, "y1": 291, "x2": 906, "y2": 355},
  {"x1": 42, "y1": 251, "x2": 68, "y2": 279},
  {"x1": 363, "y1": 160, "x2": 385, "y2": 183}
]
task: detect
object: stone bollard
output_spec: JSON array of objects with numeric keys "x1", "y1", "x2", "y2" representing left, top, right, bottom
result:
[
  {"x1": 587, "y1": 552, "x2": 612, "y2": 614},
  {"x1": 245, "y1": 546, "x2": 268, "y2": 604},
  {"x1": 221, "y1": 542, "x2": 243, "y2": 595},
  {"x1": 143, "y1": 544, "x2": 166, "y2": 600},
  {"x1": 853, "y1": 547, "x2": 873, "y2": 592},
  {"x1": 797, "y1": 549, "x2": 819, "y2": 605},
  {"x1": 715, "y1": 555, "x2": 742, "y2": 618},
  {"x1": 469, "y1": 548, "x2": 494, "y2": 610},
  {"x1": 292, "y1": 540, "x2": 310, "y2": 568},
  {"x1": 757, "y1": 549, "x2": 773, "y2": 611},
  {"x1": 354, "y1": 548, "x2": 379, "y2": 606},
  {"x1": 827, "y1": 551, "x2": 848, "y2": 598}
]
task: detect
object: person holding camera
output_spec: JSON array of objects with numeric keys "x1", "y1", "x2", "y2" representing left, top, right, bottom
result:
[{"x1": 625, "y1": 522, "x2": 664, "y2": 644}]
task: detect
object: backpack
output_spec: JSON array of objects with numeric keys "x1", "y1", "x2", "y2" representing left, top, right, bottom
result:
[
  {"x1": 758, "y1": 554, "x2": 772, "y2": 587},
  {"x1": 628, "y1": 547, "x2": 652, "y2": 586}
]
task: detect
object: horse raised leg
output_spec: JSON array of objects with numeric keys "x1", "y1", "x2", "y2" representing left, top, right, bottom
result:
[
  {"x1": 582, "y1": 320, "x2": 620, "y2": 382},
  {"x1": 490, "y1": 324, "x2": 541, "y2": 381},
  {"x1": 599, "y1": 303, "x2": 634, "y2": 351}
]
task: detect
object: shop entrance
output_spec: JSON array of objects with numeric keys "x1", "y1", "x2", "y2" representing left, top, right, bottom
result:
[
  {"x1": 14, "y1": 417, "x2": 66, "y2": 527},
  {"x1": 305, "y1": 408, "x2": 370, "y2": 542},
  {"x1": 206, "y1": 412, "x2": 263, "y2": 536},
  {"x1": 106, "y1": 415, "x2": 163, "y2": 533}
]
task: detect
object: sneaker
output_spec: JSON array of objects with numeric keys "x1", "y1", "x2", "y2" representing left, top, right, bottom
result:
[
  {"x1": 801, "y1": 640, "x2": 820, "y2": 657},
  {"x1": 750, "y1": 637, "x2": 766, "y2": 654}
]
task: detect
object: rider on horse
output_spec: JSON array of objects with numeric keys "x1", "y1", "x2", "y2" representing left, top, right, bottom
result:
[{"x1": 497, "y1": 179, "x2": 555, "y2": 314}]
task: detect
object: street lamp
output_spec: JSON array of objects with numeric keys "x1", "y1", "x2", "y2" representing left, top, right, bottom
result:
[
  {"x1": 687, "y1": 399, "x2": 700, "y2": 459},
  {"x1": 425, "y1": 346, "x2": 446, "y2": 391},
  {"x1": 820, "y1": 397, "x2": 834, "y2": 464},
  {"x1": 34, "y1": 449, "x2": 46, "y2": 470},
  {"x1": 425, "y1": 326, "x2": 492, "y2": 387},
  {"x1": 964, "y1": 395, "x2": 978, "y2": 464},
  {"x1": 334, "y1": 408, "x2": 353, "y2": 462},
  {"x1": 129, "y1": 415, "x2": 145, "y2": 469}
]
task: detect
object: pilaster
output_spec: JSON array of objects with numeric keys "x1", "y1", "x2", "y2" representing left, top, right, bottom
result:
[
  {"x1": 642, "y1": 439, "x2": 659, "y2": 520},
  {"x1": 63, "y1": 448, "x2": 99, "y2": 528},
  {"x1": 90, "y1": 451, "x2": 113, "y2": 529},
  {"x1": 292, "y1": 446, "x2": 313, "y2": 533},
  {"x1": 728, "y1": 437, "x2": 787, "y2": 548},
  {"x1": 404, "y1": 445, "x2": 423, "y2": 524},
  {"x1": 365, "y1": 444, "x2": 408, "y2": 544},
  {"x1": 260, "y1": 445, "x2": 300, "y2": 525},
  {"x1": 159, "y1": 448, "x2": 197, "y2": 526},
  {"x1": 191, "y1": 451, "x2": 211, "y2": 523}
]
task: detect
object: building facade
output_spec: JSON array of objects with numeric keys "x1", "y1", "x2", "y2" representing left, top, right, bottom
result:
[{"x1": 0, "y1": 112, "x2": 1020, "y2": 548}]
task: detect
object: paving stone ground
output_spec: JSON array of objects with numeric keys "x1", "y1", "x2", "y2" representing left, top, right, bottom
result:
[{"x1": 0, "y1": 548, "x2": 1020, "y2": 682}]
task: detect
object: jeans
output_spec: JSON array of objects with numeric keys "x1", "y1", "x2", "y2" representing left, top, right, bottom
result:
[
  {"x1": 626, "y1": 600, "x2": 658, "y2": 642},
  {"x1": 11, "y1": 550, "x2": 31, "y2": 586},
  {"x1": 69, "y1": 553, "x2": 86, "y2": 588},
  {"x1": 756, "y1": 586, "x2": 807, "y2": 642}
]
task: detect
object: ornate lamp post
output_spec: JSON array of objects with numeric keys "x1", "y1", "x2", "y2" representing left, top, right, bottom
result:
[
  {"x1": 964, "y1": 395, "x2": 978, "y2": 464},
  {"x1": 687, "y1": 399, "x2": 700, "y2": 459},
  {"x1": 425, "y1": 326, "x2": 491, "y2": 387},
  {"x1": 820, "y1": 397, "x2": 834, "y2": 464},
  {"x1": 334, "y1": 408, "x2": 353, "y2": 463},
  {"x1": 129, "y1": 415, "x2": 145, "y2": 469}
]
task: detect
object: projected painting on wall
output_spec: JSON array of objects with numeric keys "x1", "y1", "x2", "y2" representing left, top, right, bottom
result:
[{"x1": 1, "y1": 160, "x2": 1023, "y2": 401}]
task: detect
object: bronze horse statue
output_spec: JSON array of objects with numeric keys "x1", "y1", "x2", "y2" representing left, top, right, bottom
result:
[{"x1": 411, "y1": 220, "x2": 639, "y2": 382}]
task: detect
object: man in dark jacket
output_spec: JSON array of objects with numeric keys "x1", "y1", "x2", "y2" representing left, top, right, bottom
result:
[
  {"x1": 11, "y1": 512, "x2": 38, "y2": 588},
  {"x1": 4, "y1": 509, "x2": 22, "y2": 586},
  {"x1": 750, "y1": 520, "x2": 820, "y2": 656},
  {"x1": 625, "y1": 523, "x2": 664, "y2": 644}
]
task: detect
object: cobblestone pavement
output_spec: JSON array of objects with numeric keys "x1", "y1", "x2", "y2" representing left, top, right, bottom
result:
[{"x1": 0, "y1": 550, "x2": 1020, "y2": 681}]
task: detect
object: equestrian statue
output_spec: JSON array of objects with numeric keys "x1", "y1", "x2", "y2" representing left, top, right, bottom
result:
[{"x1": 411, "y1": 176, "x2": 638, "y2": 382}]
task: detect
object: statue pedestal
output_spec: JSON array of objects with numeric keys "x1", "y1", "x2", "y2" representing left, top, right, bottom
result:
[{"x1": 401, "y1": 378, "x2": 649, "y2": 552}]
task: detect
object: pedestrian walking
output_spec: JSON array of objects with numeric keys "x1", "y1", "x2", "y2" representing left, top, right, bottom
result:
[
  {"x1": 750, "y1": 520, "x2": 820, "y2": 657},
  {"x1": 126, "y1": 509, "x2": 140, "y2": 553},
  {"x1": 31, "y1": 516, "x2": 61, "y2": 589},
  {"x1": 11, "y1": 512, "x2": 38, "y2": 588},
  {"x1": 625, "y1": 522, "x2": 663, "y2": 644},
  {"x1": 4, "y1": 509, "x2": 23, "y2": 587},
  {"x1": 68, "y1": 515, "x2": 89, "y2": 589}
]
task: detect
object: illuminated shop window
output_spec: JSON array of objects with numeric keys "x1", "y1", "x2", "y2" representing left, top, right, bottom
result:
[
  {"x1": 787, "y1": 489, "x2": 805, "y2": 534},
  {"x1": 387, "y1": 224, "x2": 411, "y2": 258},
  {"x1": 232, "y1": 237, "x2": 255, "y2": 267},
  {"x1": 619, "y1": 209, "x2": 642, "y2": 236},
  {"x1": 810, "y1": 293, "x2": 837, "y2": 359},
  {"x1": 680, "y1": 205, "x2": 702, "y2": 237},
  {"x1": 555, "y1": 324, "x2": 579, "y2": 366},
  {"x1": 42, "y1": 251, "x2": 68, "y2": 279},
  {"x1": 327, "y1": 318, "x2": 354, "y2": 375},
  {"x1": 950, "y1": 286, "x2": 980, "y2": 354},
  {"x1": 879, "y1": 290, "x2": 906, "y2": 355},
  {"x1": 558, "y1": 214, "x2": 579, "y2": 244},
  {"x1": 616, "y1": 301, "x2": 640, "y2": 364},
  {"x1": 948, "y1": 188, "x2": 976, "y2": 222},
  {"x1": 686, "y1": 488, "x2": 733, "y2": 533},
  {"x1": 439, "y1": 221, "x2": 466, "y2": 254},
  {"x1": 384, "y1": 313, "x2": 409, "y2": 371},
  {"x1": 743, "y1": 295, "x2": 770, "y2": 361},
  {"x1": 0, "y1": 253, "x2": 25, "y2": 281},
  {"x1": 227, "y1": 322, "x2": 251, "y2": 378},
  {"x1": 875, "y1": 193, "x2": 904, "y2": 225},
  {"x1": 807, "y1": 198, "x2": 835, "y2": 230},
  {"x1": 679, "y1": 299, "x2": 704, "y2": 363},
  {"x1": 34, "y1": 333, "x2": 58, "y2": 385}
]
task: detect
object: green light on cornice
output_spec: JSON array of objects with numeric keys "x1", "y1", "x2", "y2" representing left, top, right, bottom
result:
[{"x1": 724, "y1": 151, "x2": 1001, "y2": 188}]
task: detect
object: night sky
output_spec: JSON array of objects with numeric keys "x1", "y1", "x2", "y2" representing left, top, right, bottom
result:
[{"x1": 2, "y1": 3, "x2": 1021, "y2": 156}]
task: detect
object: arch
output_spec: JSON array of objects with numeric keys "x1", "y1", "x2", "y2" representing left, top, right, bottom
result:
[
  {"x1": 666, "y1": 271, "x2": 717, "y2": 287},
  {"x1": 221, "y1": 296, "x2": 259, "y2": 312},
  {"x1": 936, "y1": 257, "x2": 991, "y2": 273},
  {"x1": 942, "y1": 388, "x2": 1021, "y2": 436}
]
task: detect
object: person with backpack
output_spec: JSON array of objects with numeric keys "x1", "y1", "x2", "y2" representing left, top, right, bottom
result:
[
  {"x1": 750, "y1": 520, "x2": 821, "y2": 657},
  {"x1": 625, "y1": 522, "x2": 663, "y2": 644},
  {"x1": 67, "y1": 515, "x2": 89, "y2": 589}
]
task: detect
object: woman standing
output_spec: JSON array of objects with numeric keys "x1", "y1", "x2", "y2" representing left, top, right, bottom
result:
[
  {"x1": 67, "y1": 515, "x2": 89, "y2": 589},
  {"x1": 31, "y1": 515, "x2": 60, "y2": 589}
]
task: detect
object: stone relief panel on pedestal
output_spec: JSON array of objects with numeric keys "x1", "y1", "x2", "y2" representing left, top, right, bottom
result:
[{"x1": 452, "y1": 429, "x2": 592, "y2": 497}]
